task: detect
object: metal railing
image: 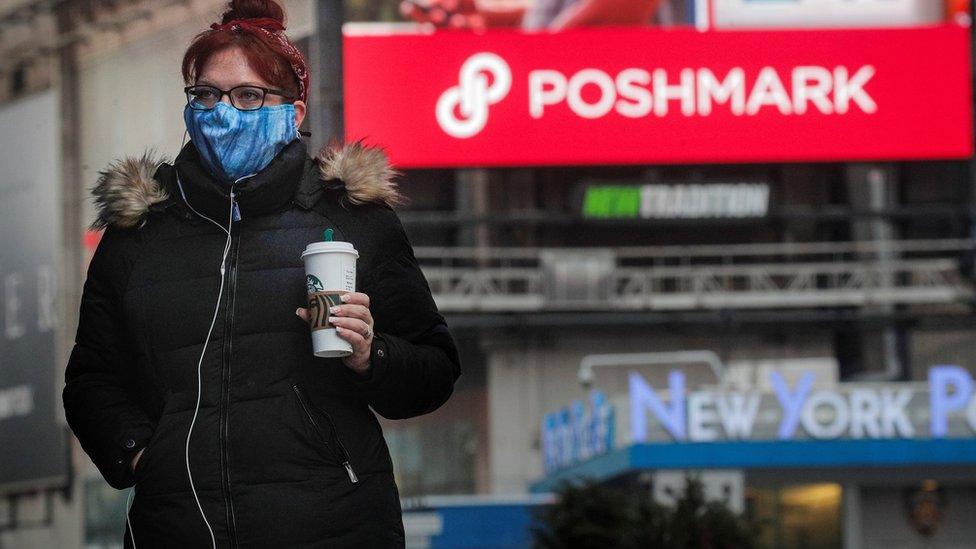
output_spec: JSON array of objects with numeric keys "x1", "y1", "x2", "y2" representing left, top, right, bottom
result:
[{"x1": 414, "y1": 239, "x2": 975, "y2": 312}]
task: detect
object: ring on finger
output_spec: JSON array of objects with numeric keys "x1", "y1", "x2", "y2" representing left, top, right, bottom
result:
[{"x1": 362, "y1": 325, "x2": 373, "y2": 340}]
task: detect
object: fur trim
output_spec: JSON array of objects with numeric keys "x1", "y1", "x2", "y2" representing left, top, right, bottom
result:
[
  {"x1": 89, "y1": 152, "x2": 170, "y2": 230},
  {"x1": 316, "y1": 139, "x2": 404, "y2": 208},
  {"x1": 90, "y1": 141, "x2": 404, "y2": 230}
]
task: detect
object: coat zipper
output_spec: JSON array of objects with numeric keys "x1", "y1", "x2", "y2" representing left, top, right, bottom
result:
[
  {"x1": 291, "y1": 384, "x2": 359, "y2": 484},
  {"x1": 220, "y1": 211, "x2": 241, "y2": 547}
]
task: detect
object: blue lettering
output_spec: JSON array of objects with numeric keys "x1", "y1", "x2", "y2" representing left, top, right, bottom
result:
[
  {"x1": 929, "y1": 365, "x2": 973, "y2": 437},
  {"x1": 771, "y1": 370, "x2": 815, "y2": 439}
]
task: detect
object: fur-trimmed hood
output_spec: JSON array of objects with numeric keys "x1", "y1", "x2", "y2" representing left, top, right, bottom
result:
[{"x1": 89, "y1": 140, "x2": 403, "y2": 230}]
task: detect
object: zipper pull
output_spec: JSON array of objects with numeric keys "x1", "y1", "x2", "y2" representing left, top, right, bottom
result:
[
  {"x1": 342, "y1": 461, "x2": 359, "y2": 483},
  {"x1": 230, "y1": 191, "x2": 243, "y2": 222}
]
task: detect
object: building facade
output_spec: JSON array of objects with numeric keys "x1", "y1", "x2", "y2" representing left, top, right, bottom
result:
[{"x1": 2, "y1": 0, "x2": 976, "y2": 548}]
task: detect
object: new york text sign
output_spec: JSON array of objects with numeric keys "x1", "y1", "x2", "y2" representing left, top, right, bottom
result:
[
  {"x1": 344, "y1": 25, "x2": 973, "y2": 168},
  {"x1": 629, "y1": 366, "x2": 976, "y2": 443}
]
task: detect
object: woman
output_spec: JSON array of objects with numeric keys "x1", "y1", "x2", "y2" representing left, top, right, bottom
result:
[{"x1": 61, "y1": 1, "x2": 461, "y2": 547}]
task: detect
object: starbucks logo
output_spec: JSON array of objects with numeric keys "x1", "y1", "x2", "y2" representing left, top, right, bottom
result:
[{"x1": 306, "y1": 274, "x2": 325, "y2": 294}]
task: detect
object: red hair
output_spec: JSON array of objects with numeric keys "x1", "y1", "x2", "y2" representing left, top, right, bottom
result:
[{"x1": 182, "y1": 0, "x2": 308, "y2": 102}]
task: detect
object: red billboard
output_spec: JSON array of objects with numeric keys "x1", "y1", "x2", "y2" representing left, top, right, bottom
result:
[{"x1": 343, "y1": 25, "x2": 973, "y2": 168}]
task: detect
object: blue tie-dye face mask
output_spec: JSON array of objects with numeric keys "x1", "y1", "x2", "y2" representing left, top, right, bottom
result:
[{"x1": 183, "y1": 101, "x2": 298, "y2": 183}]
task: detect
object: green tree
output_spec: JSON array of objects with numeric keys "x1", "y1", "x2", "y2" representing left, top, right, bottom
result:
[
  {"x1": 532, "y1": 475, "x2": 756, "y2": 549},
  {"x1": 531, "y1": 478, "x2": 636, "y2": 549},
  {"x1": 667, "y1": 476, "x2": 756, "y2": 549},
  {"x1": 627, "y1": 485, "x2": 669, "y2": 548}
]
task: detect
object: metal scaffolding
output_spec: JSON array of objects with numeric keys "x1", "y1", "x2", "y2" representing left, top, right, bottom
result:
[{"x1": 415, "y1": 239, "x2": 976, "y2": 312}]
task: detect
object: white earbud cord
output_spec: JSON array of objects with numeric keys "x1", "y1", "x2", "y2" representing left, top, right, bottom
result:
[
  {"x1": 124, "y1": 167, "x2": 229, "y2": 549},
  {"x1": 178, "y1": 171, "x2": 233, "y2": 549},
  {"x1": 125, "y1": 487, "x2": 136, "y2": 547},
  {"x1": 179, "y1": 170, "x2": 256, "y2": 549},
  {"x1": 124, "y1": 156, "x2": 256, "y2": 549}
]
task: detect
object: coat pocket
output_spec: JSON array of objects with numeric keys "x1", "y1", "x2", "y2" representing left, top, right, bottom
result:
[
  {"x1": 132, "y1": 420, "x2": 163, "y2": 482},
  {"x1": 292, "y1": 383, "x2": 359, "y2": 484},
  {"x1": 132, "y1": 445, "x2": 149, "y2": 479}
]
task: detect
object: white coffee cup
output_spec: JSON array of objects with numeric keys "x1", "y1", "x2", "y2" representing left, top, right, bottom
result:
[{"x1": 301, "y1": 240, "x2": 359, "y2": 358}]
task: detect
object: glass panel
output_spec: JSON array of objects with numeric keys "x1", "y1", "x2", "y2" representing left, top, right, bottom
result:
[
  {"x1": 84, "y1": 478, "x2": 129, "y2": 549},
  {"x1": 779, "y1": 484, "x2": 843, "y2": 548},
  {"x1": 747, "y1": 483, "x2": 843, "y2": 549},
  {"x1": 386, "y1": 418, "x2": 479, "y2": 496}
]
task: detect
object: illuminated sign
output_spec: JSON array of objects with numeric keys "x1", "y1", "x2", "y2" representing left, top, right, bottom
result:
[
  {"x1": 541, "y1": 365, "x2": 976, "y2": 473},
  {"x1": 583, "y1": 183, "x2": 769, "y2": 219},
  {"x1": 344, "y1": 25, "x2": 973, "y2": 168},
  {"x1": 541, "y1": 390, "x2": 615, "y2": 474},
  {"x1": 628, "y1": 366, "x2": 976, "y2": 443}
]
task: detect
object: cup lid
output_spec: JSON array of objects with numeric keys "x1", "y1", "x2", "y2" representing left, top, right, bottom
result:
[{"x1": 302, "y1": 240, "x2": 359, "y2": 258}]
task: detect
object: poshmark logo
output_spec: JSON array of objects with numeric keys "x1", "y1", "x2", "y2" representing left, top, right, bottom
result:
[
  {"x1": 436, "y1": 52, "x2": 877, "y2": 139},
  {"x1": 436, "y1": 53, "x2": 513, "y2": 138}
]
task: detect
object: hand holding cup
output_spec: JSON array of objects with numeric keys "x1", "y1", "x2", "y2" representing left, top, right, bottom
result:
[{"x1": 296, "y1": 291, "x2": 374, "y2": 376}]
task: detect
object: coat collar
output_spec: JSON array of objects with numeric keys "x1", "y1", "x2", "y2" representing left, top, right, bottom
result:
[
  {"x1": 171, "y1": 138, "x2": 308, "y2": 223},
  {"x1": 89, "y1": 138, "x2": 404, "y2": 230}
]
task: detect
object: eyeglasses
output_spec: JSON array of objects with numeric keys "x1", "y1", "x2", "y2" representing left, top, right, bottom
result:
[{"x1": 184, "y1": 84, "x2": 295, "y2": 111}]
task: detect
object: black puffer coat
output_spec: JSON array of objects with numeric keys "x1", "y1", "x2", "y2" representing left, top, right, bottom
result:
[{"x1": 62, "y1": 138, "x2": 461, "y2": 548}]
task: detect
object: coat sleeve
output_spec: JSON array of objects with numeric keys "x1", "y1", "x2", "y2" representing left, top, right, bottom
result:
[
  {"x1": 62, "y1": 225, "x2": 155, "y2": 489},
  {"x1": 340, "y1": 209, "x2": 462, "y2": 420}
]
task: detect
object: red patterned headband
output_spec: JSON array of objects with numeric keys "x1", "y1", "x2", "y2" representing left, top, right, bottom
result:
[{"x1": 209, "y1": 17, "x2": 310, "y2": 103}]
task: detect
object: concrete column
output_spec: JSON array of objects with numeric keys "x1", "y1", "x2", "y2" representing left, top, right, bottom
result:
[
  {"x1": 842, "y1": 482, "x2": 862, "y2": 549},
  {"x1": 487, "y1": 342, "x2": 535, "y2": 493},
  {"x1": 456, "y1": 169, "x2": 491, "y2": 255},
  {"x1": 843, "y1": 164, "x2": 907, "y2": 381},
  {"x1": 308, "y1": 0, "x2": 344, "y2": 149}
]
